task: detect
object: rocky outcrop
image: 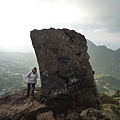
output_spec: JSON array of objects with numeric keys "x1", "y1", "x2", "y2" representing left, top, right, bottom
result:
[
  {"x1": 80, "y1": 108, "x2": 111, "y2": 120},
  {"x1": 0, "y1": 88, "x2": 45, "y2": 120},
  {"x1": 0, "y1": 89, "x2": 111, "y2": 120},
  {"x1": 30, "y1": 28, "x2": 101, "y2": 113}
]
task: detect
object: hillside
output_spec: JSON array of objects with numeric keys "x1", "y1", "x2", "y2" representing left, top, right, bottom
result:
[
  {"x1": 87, "y1": 40, "x2": 120, "y2": 94},
  {"x1": 95, "y1": 75, "x2": 120, "y2": 95},
  {"x1": 87, "y1": 40, "x2": 120, "y2": 80},
  {"x1": 100, "y1": 92, "x2": 120, "y2": 119},
  {"x1": 0, "y1": 51, "x2": 38, "y2": 98}
]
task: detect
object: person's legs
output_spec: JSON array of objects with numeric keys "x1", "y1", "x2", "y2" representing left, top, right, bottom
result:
[
  {"x1": 27, "y1": 83, "x2": 31, "y2": 96},
  {"x1": 31, "y1": 83, "x2": 35, "y2": 95}
]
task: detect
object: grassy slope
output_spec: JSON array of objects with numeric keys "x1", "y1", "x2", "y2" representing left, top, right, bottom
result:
[
  {"x1": 100, "y1": 92, "x2": 120, "y2": 119},
  {"x1": 95, "y1": 75, "x2": 120, "y2": 95}
]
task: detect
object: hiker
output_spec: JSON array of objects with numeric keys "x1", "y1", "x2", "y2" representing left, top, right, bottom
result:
[{"x1": 26, "y1": 67, "x2": 38, "y2": 96}]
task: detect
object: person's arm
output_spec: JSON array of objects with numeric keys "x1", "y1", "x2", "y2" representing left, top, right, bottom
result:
[{"x1": 27, "y1": 72, "x2": 32, "y2": 78}]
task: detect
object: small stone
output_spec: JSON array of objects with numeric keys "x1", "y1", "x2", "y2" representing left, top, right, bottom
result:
[{"x1": 36, "y1": 111, "x2": 55, "y2": 120}]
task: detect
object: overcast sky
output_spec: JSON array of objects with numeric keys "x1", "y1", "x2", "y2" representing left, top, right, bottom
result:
[{"x1": 0, "y1": 0, "x2": 120, "y2": 52}]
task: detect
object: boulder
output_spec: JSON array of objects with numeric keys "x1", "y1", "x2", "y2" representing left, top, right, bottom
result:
[
  {"x1": 30, "y1": 28, "x2": 101, "y2": 113},
  {"x1": 80, "y1": 108, "x2": 111, "y2": 120},
  {"x1": 36, "y1": 111, "x2": 55, "y2": 120}
]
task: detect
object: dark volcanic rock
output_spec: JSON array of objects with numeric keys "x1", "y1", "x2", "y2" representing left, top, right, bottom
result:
[{"x1": 30, "y1": 28, "x2": 101, "y2": 113}]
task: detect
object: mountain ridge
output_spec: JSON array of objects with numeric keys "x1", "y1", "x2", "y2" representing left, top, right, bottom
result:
[{"x1": 87, "y1": 40, "x2": 120, "y2": 80}]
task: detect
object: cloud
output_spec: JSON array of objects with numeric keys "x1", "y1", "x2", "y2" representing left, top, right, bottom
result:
[
  {"x1": 40, "y1": 0, "x2": 120, "y2": 33},
  {"x1": 0, "y1": 0, "x2": 119, "y2": 51},
  {"x1": 80, "y1": 28, "x2": 120, "y2": 50},
  {"x1": 42, "y1": 0, "x2": 118, "y2": 33}
]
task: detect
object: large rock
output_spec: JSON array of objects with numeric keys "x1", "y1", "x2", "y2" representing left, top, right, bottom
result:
[
  {"x1": 80, "y1": 108, "x2": 111, "y2": 120},
  {"x1": 30, "y1": 28, "x2": 101, "y2": 113}
]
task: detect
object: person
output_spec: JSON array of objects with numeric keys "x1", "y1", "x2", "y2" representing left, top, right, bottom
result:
[{"x1": 26, "y1": 67, "x2": 38, "y2": 96}]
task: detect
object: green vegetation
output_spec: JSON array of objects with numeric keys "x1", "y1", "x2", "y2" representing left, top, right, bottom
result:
[
  {"x1": 100, "y1": 92, "x2": 120, "y2": 119},
  {"x1": 100, "y1": 93, "x2": 119, "y2": 105},
  {"x1": 95, "y1": 74, "x2": 109, "y2": 79},
  {"x1": 0, "y1": 51, "x2": 38, "y2": 98},
  {"x1": 0, "y1": 73, "x2": 24, "y2": 98},
  {"x1": 95, "y1": 75, "x2": 120, "y2": 95},
  {"x1": 103, "y1": 104, "x2": 120, "y2": 119}
]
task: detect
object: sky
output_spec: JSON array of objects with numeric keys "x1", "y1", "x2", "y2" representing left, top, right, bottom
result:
[{"x1": 0, "y1": 0, "x2": 120, "y2": 52}]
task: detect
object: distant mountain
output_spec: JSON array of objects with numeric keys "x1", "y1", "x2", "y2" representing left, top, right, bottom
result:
[
  {"x1": 0, "y1": 46, "x2": 13, "y2": 52},
  {"x1": 87, "y1": 40, "x2": 120, "y2": 80},
  {"x1": 0, "y1": 51, "x2": 38, "y2": 73}
]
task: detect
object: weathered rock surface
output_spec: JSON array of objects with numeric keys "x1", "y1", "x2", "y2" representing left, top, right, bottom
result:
[
  {"x1": 0, "y1": 88, "x2": 46, "y2": 120},
  {"x1": 30, "y1": 28, "x2": 101, "y2": 113},
  {"x1": 0, "y1": 89, "x2": 111, "y2": 120},
  {"x1": 80, "y1": 108, "x2": 111, "y2": 120}
]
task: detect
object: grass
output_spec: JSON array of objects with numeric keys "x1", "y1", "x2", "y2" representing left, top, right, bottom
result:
[
  {"x1": 100, "y1": 92, "x2": 120, "y2": 119},
  {"x1": 95, "y1": 74, "x2": 109, "y2": 79},
  {"x1": 100, "y1": 93, "x2": 119, "y2": 105}
]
